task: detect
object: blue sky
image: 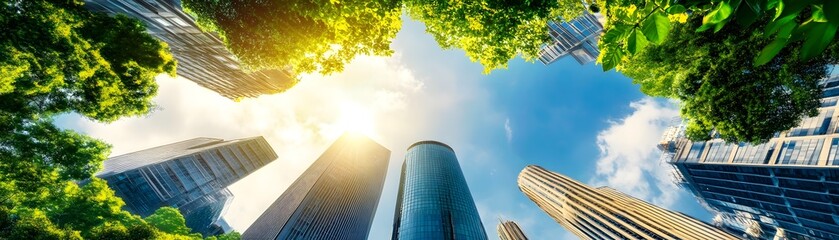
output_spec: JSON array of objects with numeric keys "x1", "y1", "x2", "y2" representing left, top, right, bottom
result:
[{"x1": 59, "y1": 16, "x2": 713, "y2": 239}]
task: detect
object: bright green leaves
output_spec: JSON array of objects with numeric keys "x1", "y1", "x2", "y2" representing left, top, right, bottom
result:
[
  {"x1": 597, "y1": 2, "x2": 676, "y2": 71},
  {"x1": 642, "y1": 12, "x2": 671, "y2": 44},
  {"x1": 403, "y1": 0, "x2": 571, "y2": 73},
  {"x1": 682, "y1": 0, "x2": 839, "y2": 65},
  {"x1": 800, "y1": 22, "x2": 838, "y2": 59},
  {"x1": 627, "y1": 29, "x2": 649, "y2": 54},
  {"x1": 666, "y1": 4, "x2": 686, "y2": 14},
  {"x1": 182, "y1": 0, "x2": 402, "y2": 76},
  {"x1": 702, "y1": 0, "x2": 735, "y2": 25}
]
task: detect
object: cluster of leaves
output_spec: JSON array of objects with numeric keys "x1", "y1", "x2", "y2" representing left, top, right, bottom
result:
[
  {"x1": 0, "y1": 0, "x2": 237, "y2": 238},
  {"x1": 591, "y1": 0, "x2": 839, "y2": 142},
  {"x1": 181, "y1": 0, "x2": 402, "y2": 75},
  {"x1": 598, "y1": 0, "x2": 838, "y2": 71},
  {"x1": 403, "y1": 0, "x2": 587, "y2": 73},
  {"x1": 620, "y1": 16, "x2": 838, "y2": 143}
]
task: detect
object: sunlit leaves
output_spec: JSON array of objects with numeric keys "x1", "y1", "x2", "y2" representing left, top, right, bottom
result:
[
  {"x1": 182, "y1": 0, "x2": 401, "y2": 76},
  {"x1": 627, "y1": 29, "x2": 648, "y2": 54},
  {"x1": 403, "y1": 0, "x2": 575, "y2": 73},
  {"x1": 642, "y1": 12, "x2": 670, "y2": 44}
]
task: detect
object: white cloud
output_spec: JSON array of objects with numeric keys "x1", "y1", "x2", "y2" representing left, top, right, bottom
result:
[
  {"x1": 589, "y1": 98, "x2": 681, "y2": 208},
  {"x1": 504, "y1": 118, "x2": 513, "y2": 143}
]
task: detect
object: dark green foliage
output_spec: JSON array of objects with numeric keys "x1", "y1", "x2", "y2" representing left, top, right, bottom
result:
[{"x1": 621, "y1": 16, "x2": 839, "y2": 143}]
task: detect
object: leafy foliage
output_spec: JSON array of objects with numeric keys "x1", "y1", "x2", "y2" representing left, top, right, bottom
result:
[
  {"x1": 181, "y1": 0, "x2": 402, "y2": 75},
  {"x1": 597, "y1": 0, "x2": 839, "y2": 71},
  {"x1": 403, "y1": 0, "x2": 591, "y2": 73},
  {"x1": 621, "y1": 16, "x2": 838, "y2": 142},
  {"x1": 0, "y1": 1, "x2": 237, "y2": 239},
  {"x1": 145, "y1": 207, "x2": 196, "y2": 236}
]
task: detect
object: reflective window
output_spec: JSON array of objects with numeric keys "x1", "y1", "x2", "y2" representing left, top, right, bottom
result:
[
  {"x1": 779, "y1": 139, "x2": 824, "y2": 165},
  {"x1": 733, "y1": 141, "x2": 775, "y2": 164},
  {"x1": 788, "y1": 109, "x2": 833, "y2": 136},
  {"x1": 684, "y1": 142, "x2": 706, "y2": 162},
  {"x1": 704, "y1": 142, "x2": 734, "y2": 163}
]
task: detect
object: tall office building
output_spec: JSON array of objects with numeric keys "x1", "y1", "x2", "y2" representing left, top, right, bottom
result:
[
  {"x1": 83, "y1": 0, "x2": 297, "y2": 99},
  {"x1": 97, "y1": 137, "x2": 277, "y2": 236},
  {"x1": 392, "y1": 141, "x2": 488, "y2": 240},
  {"x1": 497, "y1": 220, "x2": 528, "y2": 240},
  {"x1": 661, "y1": 76, "x2": 839, "y2": 239},
  {"x1": 243, "y1": 133, "x2": 391, "y2": 240},
  {"x1": 518, "y1": 165, "x2": 738, "y2": 239},
  {"x1": 538, "y1": 13, "x2": 603, "y2": 65}
]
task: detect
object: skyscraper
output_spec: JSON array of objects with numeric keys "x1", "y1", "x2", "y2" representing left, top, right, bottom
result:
[
  {"x1": 661, "y1": 76, "x2": 839, "y2": 240},
  {"x1": 518, "y1": 165, "x2": 738, "y2": 239},
  {"x1": 538, "y1": 13, "x2": 603, "y2": 65},
  {"x1": 497, "y1": 220, "x2": 528, "y2": 240},
  {"x1": 97, "y1": 137, "x2": 277, "y2": 236},
  {"x1": 392, "y1": 141, "x2": 488, "y2": 240},
  {"x1": 242, "y1": 133, "x2": 391, "y2": 240},
  {"x1": 83, "y1": 0, "x2": 297, "y2": 99}
]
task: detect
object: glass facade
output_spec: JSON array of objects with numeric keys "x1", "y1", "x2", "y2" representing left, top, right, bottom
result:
[
  {"x1": 392, "y1": 141, "x2": 488, "y2": 240},
  {"x1": 97, "y1": 137, "x2": 277, "y2": 236},
  {"x1": 663, "y1": 77, "x2": 839, "y2": 239},
  {"x1": 84, "y1": 0, "x2": 297, "y2": 99},
  {"x1": 538, "y1": 13, "x2": 603, "y2": 65},
  {"x1": 242, "y1": 133, "x2": 391, "y2": 240}
]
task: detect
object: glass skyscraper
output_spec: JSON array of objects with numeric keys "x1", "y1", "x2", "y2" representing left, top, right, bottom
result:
[
  {"x1": 97, "y1": 136, "x2": 277, "y2": 236},
  {"x1": 242, "y1": 133, "x2": 391, "y2": 240},
  {"x1": 84, "y1": 0, "x2": 297, "y2": 99},
  {"x1": 497, "y1": 220, "x2": 528, "y2": 240},
  {"x1": 392, "y1": 141, "x2": 488, "y2": 240},
  {"x1": 662, "y1": 76, "x2": 839, "y2": 239},
  {"x1": 518, "y1": 165, "x2": 738, "y2": 239},
  {"x1": 538, "y1": 13, "x2": 603, "y2": 65}
]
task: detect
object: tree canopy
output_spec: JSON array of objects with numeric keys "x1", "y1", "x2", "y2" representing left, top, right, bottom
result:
[
  {"x1": 181, "y1": 0, "x2": 402, "y2": 75},
  {"x1": 403, "y1": 0, "x2": 590, "y2": 73},
  {"x1": 621, "y1": 16, "x2": 839, "y2": 143},
  {"x1": 0, "y1": 1, "x2": 236, "y2": 239}
]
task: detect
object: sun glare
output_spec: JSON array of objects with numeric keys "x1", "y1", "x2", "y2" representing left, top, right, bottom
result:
[{"x1": 337, "y1": 102, "x2": 376, "y2": 137}]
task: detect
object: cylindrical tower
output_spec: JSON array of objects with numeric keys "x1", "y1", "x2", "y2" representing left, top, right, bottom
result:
[{"x1": 392, "y1": 141, "x2": 488, "y2": 240}]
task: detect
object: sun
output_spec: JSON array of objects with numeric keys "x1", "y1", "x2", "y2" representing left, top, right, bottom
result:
[{"x1": 336, "y1": 102, "x2": 376, "y2": 136}]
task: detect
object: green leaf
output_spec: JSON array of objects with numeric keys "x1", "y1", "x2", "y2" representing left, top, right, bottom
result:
[
  {"x1": 811, "y1": 5, "x2": 828, "y2": 22},
  {"x1": 642, "y1": 12, "x2": 671, "y2": 44},
  {"x1": 754, "y1": 37, "x2": 789, "y2": 65},
  {"x1": 734, "y1": 0, "x2": 760, "y2": 26},
  {"x1": 602, "y1": 24, "x2": 632, "y2": 44},
  {"x1": 774, "y1": 0, "x2": 813, "y2": 21},
  {"x1": 599, "y1": 46, "x2": 622, "y2": 71},
  {"x1": 627, "y1": 29, "x2": 649, "y2": 54},
  {"x1": 825, "y1": 0, "x2": 839, "y2": 24},
  {"x1": 800, "y1": 22, "x2": 838, "y2": 60},
  {"x1": 790, "y1": 21, "x2": 815, "y2": 42},
  {"x1": 666, "y1": 5, "x2": 686, "y2": 14},
  {"x1": 704, "y1": 1, "x2": 734, "y2": 24},
  {"x1": 764, "y1": 14, "x2": 796, "y2": 38}
]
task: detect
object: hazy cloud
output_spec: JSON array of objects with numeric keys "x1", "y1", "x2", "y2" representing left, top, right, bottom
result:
[{"x1": 504, "y1": 118, "x2": 513, "y2": 143}]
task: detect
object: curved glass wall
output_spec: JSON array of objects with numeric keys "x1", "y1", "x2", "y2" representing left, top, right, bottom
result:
[{"x1": 392, "y1": 141, "x2": 488, "y2": 240}]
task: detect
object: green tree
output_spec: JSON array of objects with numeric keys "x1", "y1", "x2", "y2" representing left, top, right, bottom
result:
[
  {"x1": 181, "y1": 0, "x2": 402, "y2": 76},
  {"x1": 403, "y1": 0, "x2": 590, "y2": 73},
  {"x1": 144, "y1": 207, "x2": 195, "y2": 236},
  {"x1": 621, "y1": 16, "x2": 839, "y2": 143}
]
